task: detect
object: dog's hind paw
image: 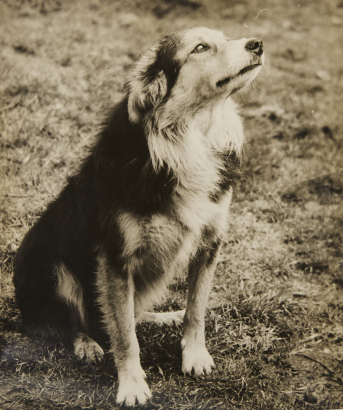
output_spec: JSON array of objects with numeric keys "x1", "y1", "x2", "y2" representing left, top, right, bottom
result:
[
  {"x1": 181, "y1": 339, "x2": 214, "y2": 376},
  {"x1": 137, "y1": 309, "x2": 185, "y2": 325},
  {"x1": 73, "y1": 332, "x2": 104, "y2": 363},
  {"x1": 116, "y1": 371, "x2": 152, "y2": 406}
]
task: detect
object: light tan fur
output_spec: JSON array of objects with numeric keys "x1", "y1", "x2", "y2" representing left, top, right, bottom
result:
[
  {"x1": 55, "y1": 264, "x2": 86, "y2": 327},
  {"x1": 136, "y1": 310, "x2": 185, "y2": 325}
]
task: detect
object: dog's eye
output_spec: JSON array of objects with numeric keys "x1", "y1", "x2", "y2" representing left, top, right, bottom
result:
[{"x1": 192, "y1": 44, "x2": 209, "y2": 54}]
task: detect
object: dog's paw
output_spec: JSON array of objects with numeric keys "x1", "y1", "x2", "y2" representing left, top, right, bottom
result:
[
  {"x1": 181, "y1": 339, "x2": 214, "y2": 376},
  {"x1": 74, "y1": 333, "x2": 104, "y2": 363},
  {"x1": 138, "y1": 310, "x2": 185, "y2": 325},
  {"x1": 169, "y1": 309, "x2": 186, "y2": 325},
  {"x1": 116, "y1": 370, "x2": 152, "y2": 406}
]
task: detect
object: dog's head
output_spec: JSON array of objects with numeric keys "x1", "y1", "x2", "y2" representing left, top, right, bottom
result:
[{"x1": 127, "y1": 27, "x2": 264, "y2": 125}]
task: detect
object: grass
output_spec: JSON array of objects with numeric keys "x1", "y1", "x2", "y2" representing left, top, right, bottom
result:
[{"x1": 1, "y1": 0, "x2": 343, "y2": 408}]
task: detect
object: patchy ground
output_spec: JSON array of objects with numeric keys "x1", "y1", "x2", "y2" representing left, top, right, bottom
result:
[{"x1": 1, "y1": 0, "x2": 343, "y2": 409}]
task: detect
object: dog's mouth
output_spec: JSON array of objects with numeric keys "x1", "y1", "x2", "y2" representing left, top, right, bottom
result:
[{"x1": 216, "y1": 63, "x2": 262, "y2": 88}]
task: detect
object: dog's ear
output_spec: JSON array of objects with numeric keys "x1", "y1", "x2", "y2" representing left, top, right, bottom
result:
[{"x1": 127, "y1": 47, "x2": 168, "y2": 125}]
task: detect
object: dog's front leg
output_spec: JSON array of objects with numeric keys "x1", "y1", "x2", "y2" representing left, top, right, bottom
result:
[
  {"x1": 182, "y1": 240, "x2": 222, "y2": 376},
  {"x1": 97, "y1": 256, "x2": 151, "y2": 406}
]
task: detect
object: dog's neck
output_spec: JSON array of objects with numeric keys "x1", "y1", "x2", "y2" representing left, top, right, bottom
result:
[
  {"x1": 201, "y1": 97, "x2": 245, "y2": 155},
  {"x1": 145, "y1": 97, "x2": 244, "y2": 193}
]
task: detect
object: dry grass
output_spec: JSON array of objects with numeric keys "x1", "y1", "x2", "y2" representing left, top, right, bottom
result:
[{"x1": 1, "y1": 0, "x2": 343, "y2": 408}]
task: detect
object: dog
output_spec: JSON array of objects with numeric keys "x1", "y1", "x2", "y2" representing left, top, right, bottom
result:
[{"x1": 13, "y1": 27, "x2": 264, "y2": 406}]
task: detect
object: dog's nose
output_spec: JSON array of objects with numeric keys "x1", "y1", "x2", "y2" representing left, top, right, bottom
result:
[{"x1": 245, "y1": 39, "x2": 263, "y2": 56}]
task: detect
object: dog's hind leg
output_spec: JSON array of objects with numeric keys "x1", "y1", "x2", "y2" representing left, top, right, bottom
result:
[
  {"x1": 14, "y1": 250, "x2": 104, "y2": 363},
  {"x1": 55, "y1": 264, "x2": 104, "y2": 363},
  {"x1": 96, "y1": 254, "x2": 152, "y2": 406},
  {"x1": 181, "y1": 240, "x2": 222, "y2": 376},
  {"x1": 137, "y1": 310, "x2": 185, "y2": 325}
]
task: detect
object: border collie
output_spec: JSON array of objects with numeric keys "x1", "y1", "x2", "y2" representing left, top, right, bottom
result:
[{"x1": 14, "y1": 27, "x2": 264, "y2": 406}]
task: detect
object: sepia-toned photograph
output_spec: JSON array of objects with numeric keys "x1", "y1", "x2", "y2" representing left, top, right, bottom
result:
[{"x1": 0, "y1": 0, "x2": 342, "y2": 408}]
